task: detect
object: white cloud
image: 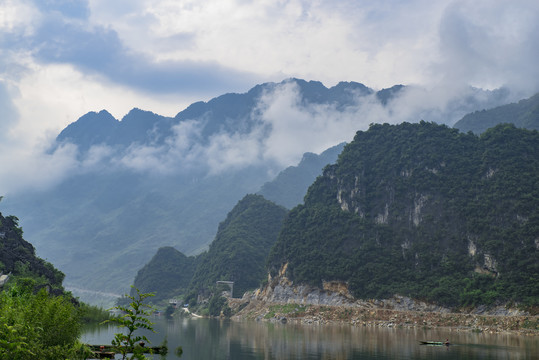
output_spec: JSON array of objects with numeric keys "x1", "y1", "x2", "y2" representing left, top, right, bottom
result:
[
  {"x1": 86, "y1": 0, "x2": 446, "y2": 88},
  {"x1": 0, "y1": 58, "x2": 197, "y2": 195},
  {"x1": 0, "y1": 141, "x2": 78, "y2": 194},
  {"x1": 0, "y1": 0, "x2": 538, "y2": 195},
  {"x1": 435, "y1": 0, "x2": 539, "y2": 93},
  {"x1": 204, "y1": 130, "x2": 265, "y2": 174},
  {"x1": 0, "y1": 0, "x2": 41, "y2": 35},
  {"x1": 9, "y1": 61, "x2": 194, "y2": 143},
  {"x1": 256, "y1": 82, "x2": 366, "y2": 166}
]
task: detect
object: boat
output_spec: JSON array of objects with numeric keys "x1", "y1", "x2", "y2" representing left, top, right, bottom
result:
[{"x1": 419, "y1": 340, "x2": 450, "y2": 346}]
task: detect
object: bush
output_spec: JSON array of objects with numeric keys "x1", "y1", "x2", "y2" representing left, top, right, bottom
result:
[{"x1": 0, "y1": 283, "x2": 82, "y2": 360}]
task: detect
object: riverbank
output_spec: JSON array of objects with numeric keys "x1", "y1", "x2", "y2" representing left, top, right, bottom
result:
[{"x1": 228, "y1": 298, "x2": 539, "y2": 336}]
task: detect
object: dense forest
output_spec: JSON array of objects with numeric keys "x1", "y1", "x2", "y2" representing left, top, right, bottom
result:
[
  {"x1": 4, "y1": 79, "x2": 513, "y2": 301},
  {"x1": 267, "y1": 122, "x2": 539, "y2": 309},
  {"x1": 131, "y1": 246, "x2": 197, "y2": 303}
]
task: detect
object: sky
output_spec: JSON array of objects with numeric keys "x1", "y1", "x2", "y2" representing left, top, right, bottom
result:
[{"x1": 1, "y1": 0, "x2": 539, "y2": 194}]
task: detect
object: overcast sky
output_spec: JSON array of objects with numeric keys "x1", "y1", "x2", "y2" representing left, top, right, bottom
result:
[{"x1": 1, "y1": 0, "x2": 539, "y2": 193}]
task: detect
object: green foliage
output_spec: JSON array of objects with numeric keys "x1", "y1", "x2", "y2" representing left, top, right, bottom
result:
[
  {"x1": 131, "y1": 247, "x2": 197, "y2": 303},
  {"x1": 0, "y1": 283, "x2": 83, "y2": 360},
  {"x1": 188, "y1": 194, "x2": 288, "y2": 299},
  {"x1": 164, "y1": 305, "x2": 175, "y2": 318},
  {"x1": 208, "y1": 295, "x2": 229, "y2": 317},
  {"x1": 264, "y1": 304, "x2": 308, "y2": 319},
  {"x1": 78, "y1": 302, "x2": 110, "y2": 324},
  {"x1": 0, "y1": 212, "x2": 65, "y2": 290},
  {"x1": 104, "y1": 287, "x2": 156, "y2": 360},
  {"x1": 268, "y1": 122, "x2": 539, "y2": 309}
]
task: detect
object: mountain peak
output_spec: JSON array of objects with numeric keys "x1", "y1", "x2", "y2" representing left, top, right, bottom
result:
[{"x1": 56, "y1": 109, "x2": 119, "y2": 150}]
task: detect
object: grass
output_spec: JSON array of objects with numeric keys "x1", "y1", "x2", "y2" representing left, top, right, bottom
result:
[{"x1": 264, "y1": 304, "x2": 308, "y2": 319}]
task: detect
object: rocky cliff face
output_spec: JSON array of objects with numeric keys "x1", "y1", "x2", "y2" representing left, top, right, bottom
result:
[{"x1": 253, "y1": 263, "x2": 452, "y2": 313}]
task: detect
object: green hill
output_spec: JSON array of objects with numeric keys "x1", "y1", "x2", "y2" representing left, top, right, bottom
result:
[
  {"x1": 0, "y1": 212, "x2": 64, "y2": 290},
  {"x1": 267, "y1": 122, "x2": 539, "y2": 308},
  {"x1": 454, "y1": 92, "x2": 539, "y2": 134},
  {"x1": 131, "y1": 194, "x2": 288, "y2": 302},
  {"x1": 189, "y1": 194, "x2": 288, "y2": 298},
  {"x1": 131, "y1": 246, "x2": 197, "y2": 303}
]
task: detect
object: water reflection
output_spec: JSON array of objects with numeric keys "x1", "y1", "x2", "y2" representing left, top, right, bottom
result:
[{"x1": 82, "y1": 317, "x2": 538, "y2": 360}]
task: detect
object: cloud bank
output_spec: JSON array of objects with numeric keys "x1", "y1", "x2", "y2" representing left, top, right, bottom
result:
[
  {"x1": 1, "y1": 79, "x2": 509, "y2": 197},
  {"x1": 0, "y1": 0, "x2": 538, "y2": 195}
]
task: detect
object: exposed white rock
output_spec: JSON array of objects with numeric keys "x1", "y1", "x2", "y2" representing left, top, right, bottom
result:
[
  {"x1": 375, "y1": 203, "x2": 389, "y2": 224},
  {"x1": 401, "y1": 169, "x2": 411, "y2": 177},
  {"x1": 468, "y1": 239, "x2": 477, "y2": 257},
  {"x1": 412, "y1": 194, "x2": 428, "y2": 226},
  {"x1": 337, "y1": 189, "x2": 349, "y2": 211},
  {"x1": 483, "y1": 253, "x2": 498, "y2": 275},
  {"x1": 516, "y1": 214, "x2": 528, "y2": 224}
]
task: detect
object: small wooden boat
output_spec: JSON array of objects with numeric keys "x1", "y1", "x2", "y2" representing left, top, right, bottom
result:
[{"x1": 419, "y1": 340, "x2": 450, "y2": 346}]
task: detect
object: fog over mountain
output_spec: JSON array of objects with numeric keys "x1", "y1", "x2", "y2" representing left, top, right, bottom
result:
[
  {"x1": 6, "y1": 79, "x2": 514, "y2": 193},
  {"x1": 0, "y1": 79, "x2": 522, "y2": 304}
]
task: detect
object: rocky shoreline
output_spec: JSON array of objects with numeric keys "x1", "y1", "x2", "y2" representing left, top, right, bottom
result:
[
  {"x1": 226, "y1": 278, "x2": 538, "y2": 336},
  {"x1": 230, "y1": 298, "x2": 538, "y2": 336}
]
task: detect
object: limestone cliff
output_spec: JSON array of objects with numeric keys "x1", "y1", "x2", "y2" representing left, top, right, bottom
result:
[{"x1": 266, "y1": 122, "x2": 539, "y2": 309}]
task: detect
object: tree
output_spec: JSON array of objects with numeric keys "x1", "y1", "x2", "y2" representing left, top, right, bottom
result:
[{"x1": 103, "y1": 287, "x2": 156, "y2": 360}]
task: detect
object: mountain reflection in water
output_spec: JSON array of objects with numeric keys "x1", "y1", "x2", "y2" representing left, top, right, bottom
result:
[{"x1": 82, "y1": 317, "x2": 537, "y2": 360}]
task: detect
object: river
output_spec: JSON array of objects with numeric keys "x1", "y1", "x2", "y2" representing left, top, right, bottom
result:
[{"x1": 82, "y1": 316, "x2": 538, "y2": 359}]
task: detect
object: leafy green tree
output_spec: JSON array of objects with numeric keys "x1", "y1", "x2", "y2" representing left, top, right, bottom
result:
[
  {"x1": 208, "y1": 295, "x2": 229, "y2": 317},
  {"x1": 104, "y1": 287, "x2": 157, "y2": 360}
]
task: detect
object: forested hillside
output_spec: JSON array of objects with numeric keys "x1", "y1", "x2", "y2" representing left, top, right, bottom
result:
[
  {"x1": 188, "y1": 194, "x2": 288, "y2": 298},
  {"x1": 131, "y1": 246, "x2": 197, "y2": 303},
  {"x1": 267, "y1": 122, "x2": 539, "y2": 308},
  {"x1": 131, "y1": 194, "x2": 287, "y2": 303},
  {"x1": 0, "y1": 212, "x2": 64, "y2": 290},
  {"x1": 454, "y1": 92, "x2": 539, "y2": 134}
]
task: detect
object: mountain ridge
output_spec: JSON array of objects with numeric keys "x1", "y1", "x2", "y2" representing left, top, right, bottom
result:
[{"x1": 454, "y1": 92, "x2": 539, "y2": 134}]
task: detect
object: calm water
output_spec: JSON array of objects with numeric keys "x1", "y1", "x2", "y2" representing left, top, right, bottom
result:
[{"x1": 82, "y1": 316, "x2": 538, "y2": 360}]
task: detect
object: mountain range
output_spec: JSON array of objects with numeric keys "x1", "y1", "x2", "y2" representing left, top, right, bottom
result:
[{"x1": 1, "y1": 79, "x2": 532, "y2": 305}]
